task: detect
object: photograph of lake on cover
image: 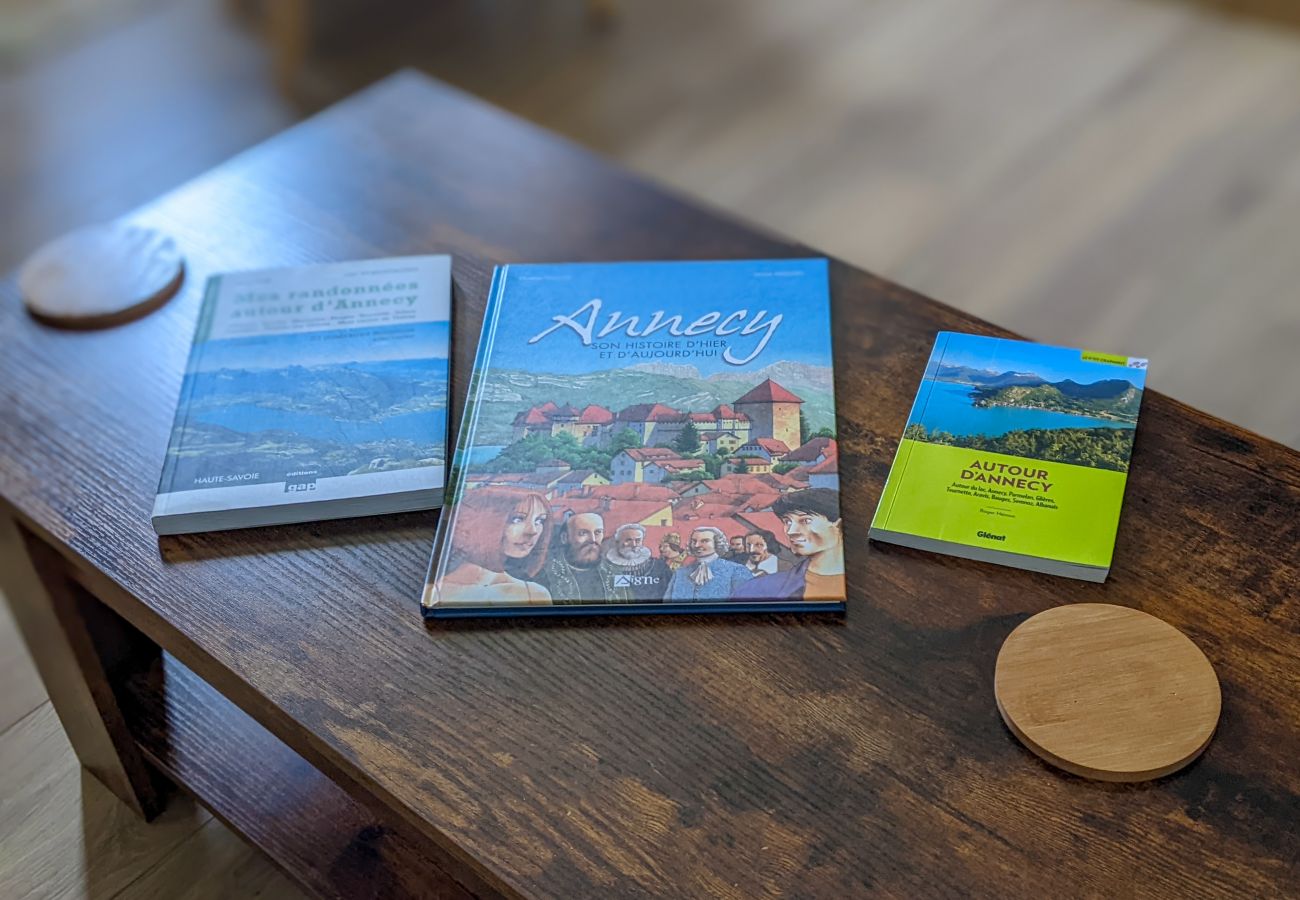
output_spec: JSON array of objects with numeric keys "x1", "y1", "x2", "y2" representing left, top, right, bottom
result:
[
  {"x1": 162, "y1": 322, "x2": 448, "y2": 491},
  {"x1": 904, "y1": 334, "x2": 1147, "y2": 473}
]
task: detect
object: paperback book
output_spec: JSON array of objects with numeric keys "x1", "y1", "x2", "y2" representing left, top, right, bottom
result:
[
  {"x1": 152, "y1": 255, "x2": 451, "y2": 534},
  {"x1": 422, "y1": 258, "x2": 846, "y2": 618},
  {"x1": 870, "y1": 331, "x2": 1147, "y2": 581}
]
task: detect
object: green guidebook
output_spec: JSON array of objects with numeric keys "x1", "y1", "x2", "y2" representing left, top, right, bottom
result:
[{"x1": 870, "y1": 332, "x2": 1147, "y2": 581}]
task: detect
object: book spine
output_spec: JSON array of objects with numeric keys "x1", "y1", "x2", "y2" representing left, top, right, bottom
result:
[
  {"x1": 429, "y1": 601, "x2": 846, "y2": 620},
  {"x1": 873, "y1": 330, "x2": 951, "y2": 531},
  {"x1": 422, "y1": 264, "x2": 510, "y2": 612},
  {"x1": 154, "y1": 275, "x2": 223, "y2": 514}
]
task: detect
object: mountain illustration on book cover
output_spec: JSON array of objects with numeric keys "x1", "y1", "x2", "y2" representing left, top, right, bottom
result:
[
  {"x1": 870, "y1": 331, "x2": 1148, "y2": 581},
  {"x1": 153, "y1": 255, "x2": 450, "y2": 534},
  {"x1": 423, "y1": 258, "x2": 846, "y2": 617}
]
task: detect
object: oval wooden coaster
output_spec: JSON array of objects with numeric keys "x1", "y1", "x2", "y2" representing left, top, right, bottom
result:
[
  {"x1": 995, "y1": 603, "x2": 1220, "y2": 782},
  {"x1": 18, "y1": 222, "x2": 184, "y2": 329}
]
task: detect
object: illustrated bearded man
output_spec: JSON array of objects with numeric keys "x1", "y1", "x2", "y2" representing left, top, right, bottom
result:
[
  {"x1": 540, "y1": 512, "x2": 634, "y2": 604},
  {"x1": 743, "y1": 529, "x2": 786, "y2": 576},
  {"x1": 665, "y1": 526, "x2": 753, "y2": 601},
  {"x1": 604, "y1": 523, "x2": 671, "y2": 602},
  {"x1": 428, "y1": 487, "x2": 553, "y2": 606},
  {"x1": 726, "y1": 534, "x2": 749, "y2": 563},
  {"x1": 732, "y1": 488, "x2": 845, "y2": 601}
]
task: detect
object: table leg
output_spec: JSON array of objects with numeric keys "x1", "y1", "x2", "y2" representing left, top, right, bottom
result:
[{"x1": 0, "y1": 513, "x2": 166, "y2": 820}]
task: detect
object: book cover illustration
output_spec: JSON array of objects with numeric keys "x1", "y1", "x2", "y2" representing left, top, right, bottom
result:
[
  {"x1": 423, "y1": 258, "x2": 846, "y2": 617},
  {"x1": 870, "y1": 331, "x2": 1147, "y2": 581},
  {"x1": 152, "y1": 255, "x2": 450, "y2": 533}
]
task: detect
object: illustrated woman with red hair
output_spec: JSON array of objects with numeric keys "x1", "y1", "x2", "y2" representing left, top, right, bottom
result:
[{"x1": 431, "y1": 487, "x2": 554, "y2": 605}]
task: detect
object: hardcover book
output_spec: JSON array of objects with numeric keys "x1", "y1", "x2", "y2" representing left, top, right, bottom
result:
[
  {"x1": 152, "y1": 255, "x2": 451, "y2": 534},
  {"x1": 422, "y1": 258, "x2": 846, "y2": 618},
  {"x1": 870, "y1": 331, "x2": 1147, "y2": 581}
]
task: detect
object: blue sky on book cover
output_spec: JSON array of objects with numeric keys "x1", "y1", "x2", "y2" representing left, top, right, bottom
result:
[{"x1": 905, "y1": 332, "x2": 1146, "y2": 470}]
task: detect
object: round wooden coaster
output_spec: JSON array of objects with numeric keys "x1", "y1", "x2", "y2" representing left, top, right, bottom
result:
[
  {"x1": 994, "y1": 603, "x2": 1220, "y2": 782},
  {"x1": 18, "y1": 222, "x2": 184, "y2": 329}
]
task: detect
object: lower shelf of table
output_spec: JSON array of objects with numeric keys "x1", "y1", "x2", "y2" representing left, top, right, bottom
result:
[{"x1": 118, "y1": 652, "x2": 478, "y2": 900}]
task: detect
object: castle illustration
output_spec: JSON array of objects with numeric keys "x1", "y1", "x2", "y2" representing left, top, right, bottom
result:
[{"x1": 511, "y1": 378, "x2": 804, "y2": 451}]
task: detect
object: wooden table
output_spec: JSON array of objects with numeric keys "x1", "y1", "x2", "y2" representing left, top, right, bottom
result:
[{"x1": 2, "y1": 70, "x2": 1298, "y2": 899}]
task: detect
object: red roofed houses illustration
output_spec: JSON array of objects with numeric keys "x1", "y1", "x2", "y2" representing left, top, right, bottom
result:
[
  {"x1": 736, "y1": 437, "x2": 792, "y2": 462},
  {"x1": 552, "y1": 469, "x2": 610, "y2": 495},
  {"x1": 733, "y1": 379, "x2": 803, "y2": 451},
  {"x1": 509, "y1": 379, "x2": 802, "y2": 454},
  {"x1": 512, "y1": 402, "x2": 615, "y2": 445},
  {"x1": 807, "y1": 450, "x2": 840, "y2": 491},
  {"x1": 784, "y1": 436, "x2": 837, "y2": 466},
  {"x1": 614, "y1": 403, "x2": 685, "y2": 446},
  {"x1": 610, "y1": 447, "x2": 681, "y2": 484},
  {"x1": 553, "y1": 497, "x2": 674, "y2": 528},
  {"x1": 643, "y1": 457, "x2": 706, "y2": 484}
]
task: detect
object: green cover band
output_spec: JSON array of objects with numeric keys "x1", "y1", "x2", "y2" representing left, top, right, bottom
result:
[{"x1": 871, "y1": 439, "x2": 1127, "y2": 568}]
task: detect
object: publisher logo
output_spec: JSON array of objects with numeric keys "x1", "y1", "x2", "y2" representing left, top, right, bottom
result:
[
  {"x1": 977, "y1": 531, "x2": 1007, "y2": 541},
  {"x1": 613, "y1": 574, "x2": 661, "y2": 587},
  {"x1": 284, "y1": 469, "x2": 320, "y2": 494}
]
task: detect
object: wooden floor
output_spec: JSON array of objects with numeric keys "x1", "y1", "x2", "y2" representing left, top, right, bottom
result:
[
  {"x1": 5, "y1": 0, "x2": 1299, "y2": 450},
  {"x1": 413, "y1": 0, "x2": 1300, "y2": 451},
  {"x1": 4, "y1": 0, "x2": 1300, "y2": 896},
  {"x1": 0, "y1": 599, "x2": 304, "y2": 899}
]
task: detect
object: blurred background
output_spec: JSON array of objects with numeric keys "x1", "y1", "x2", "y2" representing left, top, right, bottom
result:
[
  {"x1": 4, "y1": 0, "x2": 1300, "y2": 450},
  {"x1": 2, "y1": 0, "x2": 1299, "y2": 894}
]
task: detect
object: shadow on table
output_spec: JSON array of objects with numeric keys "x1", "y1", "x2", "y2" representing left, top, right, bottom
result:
[
  {"x1": 154, "y1": 512, "x2": 848, "y2": 634},
  {"x1": 154, "y1": 509, "x2": 438, "y2": 565}
]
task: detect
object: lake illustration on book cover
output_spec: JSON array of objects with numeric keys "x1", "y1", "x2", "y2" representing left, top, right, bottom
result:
[
  {"x1": 162, "y1": 325, "x2": 448, "y2": 489},
  {"x1": 423, "y1": 258, "x2": 846, "y2": 616},
  {"x1": 903, "y1": 332, "x2": 1146, "y2": 473}
]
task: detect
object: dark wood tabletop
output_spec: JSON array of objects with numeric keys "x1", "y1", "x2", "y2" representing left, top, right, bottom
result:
[{"x1": 2, "y1": 70, "x2": 1298, "y2": 899}]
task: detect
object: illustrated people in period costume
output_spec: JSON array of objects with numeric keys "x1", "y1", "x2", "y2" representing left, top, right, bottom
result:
[
  {"x1": 732, "y1": 489, "x2": 845, "y2": 601},
  {"x1": 665, "y1": 526, "x2": 753, "y2": 601},
  {"x1": 603, "y1": 523, "x2": 671, "y2": 602},
  {"x1": 726, "y1": 534, "x2": 749, "y2": 563},
  {"x1": 743, "y1": 529, "x2": 787, "y2": 576},
  {"x1": 658, "y1": 533, "x2": 689, "y2": 572},
  {"x1": 540, "y1": 512, "x2": 633, "y2": 603},
  {"x1": 432, "y1": 488, "x2": 553, "y2": 605}
]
